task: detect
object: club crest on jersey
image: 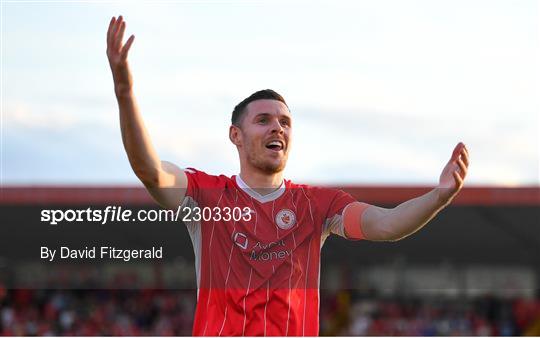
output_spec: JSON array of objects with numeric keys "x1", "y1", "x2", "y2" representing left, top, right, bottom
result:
[{"x1": 275, "y1": 209, "x2": 296, "y2": 230}]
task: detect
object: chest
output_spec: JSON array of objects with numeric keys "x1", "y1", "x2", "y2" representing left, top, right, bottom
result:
[{"x1": 201, "y1": 188, "x2": 322, "y2": 264}]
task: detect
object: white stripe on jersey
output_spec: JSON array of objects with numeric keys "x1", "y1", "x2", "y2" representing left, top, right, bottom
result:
[
  {"x1": 264, "y1": 280, "x2": 270, "y2": 336},
  {"x1": 303, "y1": 239, "x2": 311, "y2": 337},
  {"x1": 271, "y1": 200, "x2": 277, "y2": 238},
  {"x1": 181, "y1": 196, "x2": 202, "y2": 290},
  {"x1": 242, "y1": 267, "x2": 253, "y2": 336},
  {"x1": 218, "y1": 306, "x2": 228, "y2": 336},
  {"x1": 300, "y1": 187, "x2": 314, "y2": 337},
  {"x1": 249, "y1": 196, "x2": 258, "y2": 235},
  {"x1": 286, "y1": 251, "x2": 293, "y2": 336},
  {"x1": 219, "y1": 187, "x2": 241, "y2": 335},
  {"x1": 203, "y1": 191, "x2": 224, "y2": 336}
]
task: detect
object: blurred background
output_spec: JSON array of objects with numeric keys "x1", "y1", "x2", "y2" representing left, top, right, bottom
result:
[
  {"x1": 1, "y1": 0, "x2": 539, "y2": 336},
  {"x1": 3, "y1": 0, "x2": 538, "y2": 185}
]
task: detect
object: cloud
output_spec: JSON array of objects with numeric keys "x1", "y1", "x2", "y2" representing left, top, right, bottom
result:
[
  {"x1": 5, "y1": 102, "x2": 84, "y2": 131},
  {"x1": 2, "y1": 1, "x2": 538, "y2": 185},
  {"x1": 285, "y1": 107, "x2": 539, "y2": 185},
  {"x1": 3, "y1": 96, "x2": 538, "y2": 185}
]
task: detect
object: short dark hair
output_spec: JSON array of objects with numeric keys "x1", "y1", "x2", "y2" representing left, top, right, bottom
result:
[{"x1": 231, "y1": 89, "x2": 288, "y2": 126}]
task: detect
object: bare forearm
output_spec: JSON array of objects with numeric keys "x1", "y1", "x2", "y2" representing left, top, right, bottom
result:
[
  {"x1": 106, "y1": 16, "x2": 187, "y2": 207},
  {"x1": 375, "y1": 188, "x2": 446, "y2": 241},
  {"x1": 354, "y1": 144, "x2": 469, "y2": 242},
  {"x1": 116, "y1": 90, "x2": 162, "y2": 185}
]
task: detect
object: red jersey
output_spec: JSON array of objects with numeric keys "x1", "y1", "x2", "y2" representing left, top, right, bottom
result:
[{"x1": 181, "y1": 168, "x2": 358, "y2": 336}]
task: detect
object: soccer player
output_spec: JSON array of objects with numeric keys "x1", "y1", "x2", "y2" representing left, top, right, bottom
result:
[{"x1": 106, "y1": 16, "x2": 470, "y2": 336}]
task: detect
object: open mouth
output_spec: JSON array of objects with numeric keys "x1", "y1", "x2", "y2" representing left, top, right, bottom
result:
[{"x1": 265, "y1": 140, "x2": 284, "y2": 152}]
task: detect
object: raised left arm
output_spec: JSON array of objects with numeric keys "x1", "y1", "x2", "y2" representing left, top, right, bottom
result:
[{"x1": 346, "y1": 142, "x2": 470, "y2": 241}]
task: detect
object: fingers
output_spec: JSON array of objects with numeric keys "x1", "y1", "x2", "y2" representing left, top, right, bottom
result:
[
  {"x1": 107, "y1": 15, "x2": 126, "y2": 49},
  {"x1": 450, "y1": 142, "x2": 470, "y2": 166},
  {"x1": 450, "y1": 142, "x2": 465, "y2": 160},
  {"x1": 107, "y1": 16, "x2": 120, "y2": 50},
  {"x1": 116, "y1": 21, "x2": 126, "y2": 50},
  {"x1": 453, "y1": 146, "x2": 468, "y2": 190},
  {"x1": 112, "y1": 16, "x2": 123, "y2": 49},
  {"x1": 107, "y1": 15, "x2": 134, "y2": 61},
  {"x1": 121, "y1": 35, "x2": 135, "y2": 60},
  {"x1": 457, "y1": 157, "x2": 467, "y2": 179},
  {"x1": 453, "y1": 171, "x2": 463, "y2": 188},
  {"x1": 460, "y1": 147, "x2": 469, "y2": 167},
  {"x1": 113, "y1": 15, "x2": 123, "y2": 35},
  {"x1": 457, "y1": 143, "x2": 469, "y2": 177},
  {"x1": 445, "y1": 142, "x2": 469, "y2": 191},
  {"x1": 107, "y1": 16, "x2": 116, "y2": 46}
]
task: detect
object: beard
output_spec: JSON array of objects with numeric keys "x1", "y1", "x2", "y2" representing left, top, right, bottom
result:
[{"x1": 246, "y1": 149, "x2": 288, "y2": 174}]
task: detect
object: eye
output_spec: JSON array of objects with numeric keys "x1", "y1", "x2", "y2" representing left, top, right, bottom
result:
[
  {"x1": 280, "y1": 119, "x2": 290, "y2": 127},
  {"x1": 258, "y1": 117, "x2": 268, "y2": 124}
]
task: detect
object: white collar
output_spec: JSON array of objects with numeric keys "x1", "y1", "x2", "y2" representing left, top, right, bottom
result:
[{"x1": 235, "y1": 175, "x2": 286, "y2": 203}]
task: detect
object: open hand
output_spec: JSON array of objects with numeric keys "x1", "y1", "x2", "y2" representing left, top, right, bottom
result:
[
  {"x1": 436, "y1": 142, "x2": 470, "y2": 205},
  {"x1": 106, "y1": 16, "x2": 135, "y2": 95}
]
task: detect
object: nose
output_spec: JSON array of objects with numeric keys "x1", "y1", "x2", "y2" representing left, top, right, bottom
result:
[{"x1": 270, "y1": 119, "x2": 284, "y2": 134}]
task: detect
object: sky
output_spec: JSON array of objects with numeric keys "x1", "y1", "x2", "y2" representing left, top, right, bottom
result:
[{"x1": 2, "y1": 0, "x2": 539, "y2": 186}]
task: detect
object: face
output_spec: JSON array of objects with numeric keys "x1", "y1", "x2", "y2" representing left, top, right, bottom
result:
[{"x1": 230, "y1": 99, "x2": 292, "y2": 175}]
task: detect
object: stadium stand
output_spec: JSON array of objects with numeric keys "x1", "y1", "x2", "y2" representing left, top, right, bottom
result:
[{"x1": 0, "y1": 186, "x2": 538, "y2": 335}]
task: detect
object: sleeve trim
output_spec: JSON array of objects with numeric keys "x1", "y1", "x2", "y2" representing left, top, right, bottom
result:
[{"x1": 343, "y1": 202, "x2": 370, "y2": 240}]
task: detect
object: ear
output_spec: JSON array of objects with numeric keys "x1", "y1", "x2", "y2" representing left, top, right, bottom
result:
[{"x1": 229, "y1": 124, "x2": 242, "y2": 146}]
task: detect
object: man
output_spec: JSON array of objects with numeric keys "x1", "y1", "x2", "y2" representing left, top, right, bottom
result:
[{"x1": 106, "y1": 16, "x2": 470, "y2": 336}]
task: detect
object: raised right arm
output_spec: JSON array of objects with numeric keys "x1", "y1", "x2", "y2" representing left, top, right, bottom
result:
[{"x1": 106, "y1": 16, "x2": 187, "y2": 209}]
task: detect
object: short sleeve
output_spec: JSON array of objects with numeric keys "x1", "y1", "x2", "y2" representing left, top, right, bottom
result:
[
  {"x1": 322, "y1": 189, "x2": 358, "y2": 239},
  {"x1": 183, "y1": 167, "x2": 224, "y2": 205},
  {"x1": 181, "y1": 168, "x2": 226, "y2": 231}
]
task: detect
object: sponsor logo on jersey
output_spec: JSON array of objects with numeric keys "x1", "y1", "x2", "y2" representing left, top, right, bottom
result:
[
  {"x1": 250, "y1": 239, "x2": 291, "y2": 261},
  {"x1": 275, "y1": 209, "x2": 296, "y2": 230},
  {"x1": 231, "y1": 232, "x2": 292, "y2": 261}
]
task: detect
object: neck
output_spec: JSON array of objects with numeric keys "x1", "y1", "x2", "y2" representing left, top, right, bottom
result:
[{"x1": 239, "y1": 169, "x2": 284, "y2": 196}]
